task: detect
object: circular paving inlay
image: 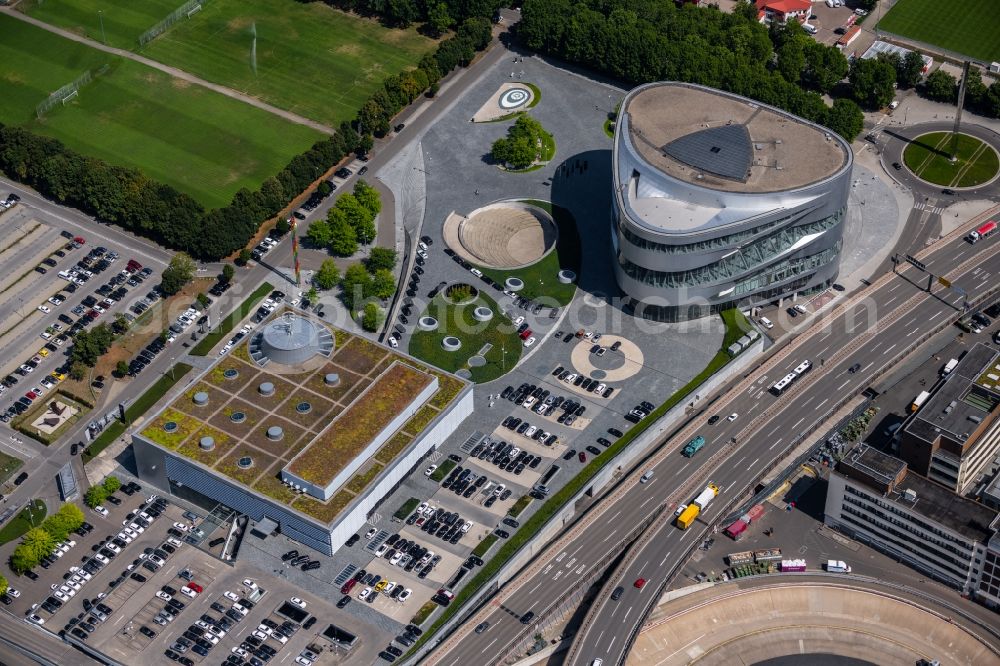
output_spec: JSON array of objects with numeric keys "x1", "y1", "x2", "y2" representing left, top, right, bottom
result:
[
  {"x1": 499, "y1": 86, "x2": 531, "y2": 110},
  {"x1": 570, "y1": 335, "x2": 644, "y2": 383}
]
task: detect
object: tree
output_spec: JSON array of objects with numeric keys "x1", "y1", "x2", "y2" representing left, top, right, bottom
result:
[
  {"x1": 306, "y1": 218, "x2": 333, "y2": 249},
  {"x1": 196, "y1": 292, "x2": 210, "y2": 309},
  {"x1": 328, "y1": 210, "x2": 359, "y2": 257},
  {"x1": 0, "y1": 574, "x2": 7, "y2": 598},
  {"x1": 824, "y1": 98, "x2": 865, "y2": 142},
  {"x1": 69, "y1": 361, "x2": 87, "y2": 381},
  {"x1": 41, "y1": 514, "x2": 72, "y2": 543},
  {"x1": 802, "y1": 41, "x2": 848, "y2": 94},
  {"x1": 354, "y1": 216, "x2": 377, "y2": 246},
  {"x1": 314, "y1": 259, "x2": 341, "y2": 290},
  {"x1": 336, "y1": 194, "x2": 376, "y2": 245},
  {"x1": 103, "y1": 476, "x2": 121, "y2": 494},
  {"x1": 362, "y1": 302, "x2": 384, "y2": 332},
  {"x1": 306, "y1": 286, "x2": 318, "y2": 303},
  {"x1": 365, "y1": 247, "x2": 398, "y2": 272},
  {"x1": 427, "y1": 2, "x2": 453, "y2": 37},
  {"x1": 358, "y1": 134, "x2": 375, "y2": 156},
  {"x1": 371, "y1": 268, "x2": 397, "y2": 299},
  {"x1": 160, "y1": 252, "x2": 197, "y2": 296},
  {"x1": 317, "y1": 180, "x2": 333, "y2": 197},
  {"x1": 353, "y1": 180, "x2": 382, "y2": 216},
  {"x1": 849, "y1": 57, "x2": 897, "y2": 110},
  {"x1": 11, "y1": 528, "x2": 55, "y2": 572},
  {"x1": 275, "y1": 216, "x2": 291, "y2": 236},
  {"x1": 56, "y1": 503, "x2": 84, "y2": 529},
  {"x1": 776, "y1": 38, "x2": 806, "y2": 86},
  {"x1": 237, "y1": 248, "x2": 252, "y2": 266},
  {"x1": 897, "y1": 50, "x2": 925, "y2": 89},
  {"x1": 221, "y1": 264, "x2": 235, "y2": 284},
  {"x1": 115, "y1": 360, "x2": 129, "y2": 377},
  {"x1": 84, "y1": 485, "x2": 108, "y2": 509},
  {"x1": 341, "y1": 263, "x2": 374, "y2": 310},
  {"x1": 922, "y1": 69, "x2": 957, "y2": 103}
]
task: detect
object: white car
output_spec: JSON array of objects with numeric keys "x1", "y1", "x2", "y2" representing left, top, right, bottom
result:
[
  {"x1": 387, "y1": 337, "x2": 398, "y2": 348},
  {"x1": 242, "y1": 579, "x2": 258, "y2": 591},
  {"x1": 172, "y1": 522, "x2": 189, "y2": 532},
  {"x1": 95, "y1": 553, "x2": 110, "y2": 565},
  {"x1": 6, "y1": 587, "x2": 19, "y2": 598},
  {"x1": 461, "y1": 521, "x2": 473, "y2": 534},
  {"x1": 375, "y1": 544, "x2": 389, "y2": 558},
  {"x1": 66, "y1": 580, "x2": 81, "y2": 592},
  {"x1": 793, "y1": 303, "x2": 808, "y2": 315},
  {"x1": 424, "y1": 464, "x2": 437, "y2": 477},
  {"x1": 166, "y1": 537, "x2": 182, "y2": 548},
  {"x1": 106, "y1": 542, "x2": 121, "y2": 554},
  {"x1": 156, "y1": 591, "x2": 171, "y2": 601},
  {"x1": 389, "y1": 552, "x2": 403, "y2": 566},
  {"x1": 295, "y1": 657, "x2": 314, "y2": 666},
  {"x1": 524, "y1": 426, "x2": 537, "y2": 438},
  {"x1": 37, "y1": 305, "x2": 51, "y2": 314},
  {"x1": 232, "y1": 603, "x2": 249, "y2": 616},
  {"x1": 180, "y1": 586, "x2": 197, "y2": 598},
  {"x1": 523, "y1": 336, "x2": 536, "y2": 347},
  {"x1": 208, "y1": 626, "x2": 226, "y2": 638},
  {"x1": 252, "y1": 630, "x2": 268, "y2": 641},
  {"x1": 27, "y1": 614, "x2": 45, "y2": 625},
  {"x1": 270, "y1": 632, "x2": 288, "y2": 645},
  {"x1": 727, "y1": 412, "x2": 739, "y2": 422},
  {"x1": 513, "y1": 316, "x2": 524, "y2": 326},
  {"x1": 365, "y1": 528, "x2": 377, "y2": 539},
  {"x1": 54, "y1": 590, "x2": 71, "y2": 601},
  {"x1": 203, "y1": 632, "x2": 220, "y2": 645},
  {"x1": 232, "y1": 647, "x2": 248, "y2": 658},
  {"x1": 93, "y1": 506, "x2": 109, "y2": 517},
  {"x1": 470, "y1": 268, "x2": 483, "y2": 277},
  {"x1": 224, "y1": 590, "x2": 240, "y2": 602},
  {"x1": 397, "y1": 588, "x2": 412, "y2": 603},
  {"x1": 149, "y1": 555, "x2": 166, "y2": 567},
  {"x1": 357, "y1": 587, "x2": 372, "y2": 601},
  {"x1": 289, "y1": 597, "x2": 307, "y2": 609},
  {"x1": 128, "y1": 522, "x2": 144, "y2": 533},
  {"x1": 196, "y1": 620, "x2": 211, "y2": 631}
]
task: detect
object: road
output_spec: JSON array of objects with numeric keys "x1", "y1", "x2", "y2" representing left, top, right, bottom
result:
[{"x1": 429, "y1": 210, "x2": 1000, "y2": 666}]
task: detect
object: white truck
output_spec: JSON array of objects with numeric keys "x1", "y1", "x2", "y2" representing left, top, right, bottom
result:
[{"x1": 826, "y1": 559, "x2": 852, "y2": 573}]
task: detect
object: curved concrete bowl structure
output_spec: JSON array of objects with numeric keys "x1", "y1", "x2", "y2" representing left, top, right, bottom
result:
[
  {"x1": 441, "y1": 337, "x2": 462, "y2": 352},
  {"x1": 443, "y1": 201, "x2": 557, "y2": 270},
  {"x1": 473, "y1": 306, "x2": 494, "y2": 322},
  {"x1": 418, "y1": 316, "x2": 439, "y2": 331},
  {"x1": 627, "y1": 579, "x2": 998, "y2": 666},
  {"x1": 505, "y1": 277, "x2": 525, "y2": 292},
  {"x1": 558, "y1": 269, "x2": 577, "y2": 284}
]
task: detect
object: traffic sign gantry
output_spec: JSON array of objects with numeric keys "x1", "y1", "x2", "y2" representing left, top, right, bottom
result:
[{"x1": 906, "y1": 255, "x2": 927, "y2": 271}]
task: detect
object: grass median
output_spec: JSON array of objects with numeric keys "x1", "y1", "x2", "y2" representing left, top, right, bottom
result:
[
  {"x1": 429, "y1": 459, "x2": 456, "y2": 483},
  {"x1": 0, "y1": 499, "x2": 47, "y2": 545},
  {"x1": 82, "y1": 362, "x2": 193, "y2": 464},
  {"x1": 406, "y1": 309, "x2": 750, "y2": 645},
  {"x1": 190, "y1": 282, "x2": 273, "y2": 356}
]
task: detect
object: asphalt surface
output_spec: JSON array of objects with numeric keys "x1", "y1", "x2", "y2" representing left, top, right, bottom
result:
[{"x1": 429, "y1": 215, "x2": 1000, "y2": 666}]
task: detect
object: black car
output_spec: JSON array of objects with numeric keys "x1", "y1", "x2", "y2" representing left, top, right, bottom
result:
[
  {"x1": 493, "y1": 529, "x2": 510, "y2": 539},
  {"x1": 140, "y1": 626, "x2": 157, "y2": 638},
  {"x1": 520, "y1": 611, "x2": 535, "y2": 624},
  {"x1": 394, "y1": 123, "x2": 405, "y2": 133},
  {"x1": 303, "y1": 617, "x2": 317, "y2": 630},
  {"x1": 707, "y1": 414, "x2": 721, "y2": 425},
  {"x1": 608, "y1": 427, "x2": 623, "y2": 438},
  {"x1": 302, "y1": 560, "x2": 321, "y2": 571},
  {"x1": 130, "y1": 572, "x2": 147, "y2": 583},
  {"x1": 346, "y1": 534, "x2": 360, "y2": 547},
  {"x1": 337, "y1": 595, "x2": 351, "y2": 609},
  {"x1": 107, "y1": 495, "x2": 122, "y2": 506}
]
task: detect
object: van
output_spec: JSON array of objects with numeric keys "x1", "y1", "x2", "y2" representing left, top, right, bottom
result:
[
  {"x1": 759, "y1": 316, "x2": 773, "y2": 330},
  {"x1": 592, "y1": 660, "x2": 604, "y2": 666},
  {"x1": 640, "y1": 470, "x2": 654, "y2": 484},
  {"x1": 803, "y1": 23, "x2": 818, "y2": 35}
]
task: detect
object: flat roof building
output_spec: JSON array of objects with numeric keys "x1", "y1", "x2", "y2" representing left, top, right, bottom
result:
[
  {"x1": 611, "y1": 82, "x2": 852, "y2": 321},
  {"x1": 825, "y1": 444, "x2": 1000, "y2": 609},
  {"x1": 899, "y1": 344, "x2": 1000, "y2": 494},
  {"x1": 131, "y1": 310, "x2": 473, "y2": 555}
]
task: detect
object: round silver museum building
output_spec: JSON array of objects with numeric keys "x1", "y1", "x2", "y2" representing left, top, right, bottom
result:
[{"x1": 612, "y1": 82, "x2": 853, "y2": 321}]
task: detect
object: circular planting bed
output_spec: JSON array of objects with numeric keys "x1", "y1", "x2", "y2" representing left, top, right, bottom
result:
[
  {"x1": 903, "y1": 131, "x2": 1000, "y2": 188},
  {"x1": 444, "y1": 283, "x2": 478, "y2": 304},
  {"x1": 408, "y1": 290, "x2": 523, "y2": 383},
  {"x1": 418, "y1": 316, "x2": 439, "y2": 332}
]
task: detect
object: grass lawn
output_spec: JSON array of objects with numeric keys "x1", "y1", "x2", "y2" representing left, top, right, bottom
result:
[
  {"x1": 0, "y1": 15, "x2": 322, "y2": 208},
  {"x1": 190, "y1": 281, "x2": 274, "y2": 355},
  {"x1": 473, "y1": 200, "x2": 581, "y2": 307},
  {"x1": 0, "y1": 500, "x2": 47, "y2": 546},
  {"x1": 878, "y1": 0, "x2": 1000, "y2": 62},
  {"x1": 141, "y1": 0, "x2": 436, "y2": 127},
  {"x1": 429, "y1": 458, "x2": 456, "y2": 482},
  {"x1": 0, "y1": 451, "x2": 24, "y2": 486},
  {"x1": 20, "y1": 0, "x2": 180, "y2": 49},
  {"x1": 903, "y1": 132, "x2": 1000, "y2": 188},
  {"x1": 408, "y1": 291, "x2": 523, "y2": 383}
]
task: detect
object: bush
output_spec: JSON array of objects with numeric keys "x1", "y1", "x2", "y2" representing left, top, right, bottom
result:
[
  {"x1": 84, "y1": 485, "x2": 108, "y2": 509},
  {"x1": 102, "y1": 476, "x2": 121, "y2": 494},
  {"x1": 365, "y1": 247, "x2": 397, "y2": 272},
  {"x1": 362, "y1": 302, "x2": 384, "y2": 332},
  {"x1": 0, "y1": 574, "x2": 7, "y2": 598}
]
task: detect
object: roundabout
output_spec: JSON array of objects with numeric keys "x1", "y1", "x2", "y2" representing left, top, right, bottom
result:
[
  {"x1": 881, "y1": 122, "x2": 1000, "y2": 199},
  {"x1": 902, "y1": 131, "x2": 999, "y2": 188}
]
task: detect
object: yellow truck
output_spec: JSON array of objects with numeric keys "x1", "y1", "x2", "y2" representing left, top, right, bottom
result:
[{"x1": 675, "y1": 483, "x2": 719, "y2": 530}]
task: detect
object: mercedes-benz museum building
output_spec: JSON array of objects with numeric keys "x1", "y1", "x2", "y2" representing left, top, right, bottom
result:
[{"x1": 612, "y1": 82, "x2": 853, "y2": 321}]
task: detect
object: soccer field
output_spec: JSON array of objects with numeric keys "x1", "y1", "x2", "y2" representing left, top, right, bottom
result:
[
  {"x1": 141, "y1": 0, "x2": 436, "y2": 127},
  {"x1": 878, "y1": 0, "x2": 1000, "y2": 63},
  {"x1": 21, "y1": 0, "x2": 180, "y2": 49},
  {"x1": 0, "y1": 14, "x2": 322, "y2": 209}
]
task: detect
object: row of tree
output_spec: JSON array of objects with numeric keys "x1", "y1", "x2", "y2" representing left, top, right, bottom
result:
[
  {"x1": 919, "y1": 68, "x2": 1000, "y2": 119},
  {"x1": 314, "y1": 0, "x2": 503, "y2": 32},
  {"x1": 306, "y1": 180, "x2": 382, "y2": 255},
  {"x1": 517, "y1": 0, "x2": 866, "y2": 140},
  {"x1": 11, "y1": 502, "x2": 86, "y2": 573},
  {"x1": 0, "y1": 9, "x2": 495, "y2": 262}
]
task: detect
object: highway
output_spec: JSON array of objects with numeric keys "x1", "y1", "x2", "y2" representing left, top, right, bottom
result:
[{"x1": 428, "y1": 210, "x2": 1000, "y2": 666}]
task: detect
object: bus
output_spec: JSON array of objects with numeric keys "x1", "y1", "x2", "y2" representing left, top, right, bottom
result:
[
  {"x1": 967, "y1": 221, "x2": 997, "y2": 244},
  {"x1": 771, "y1": 360, "x2": 813, "y2": 396}
]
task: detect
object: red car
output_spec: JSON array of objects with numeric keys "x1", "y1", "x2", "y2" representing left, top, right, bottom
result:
[
  {"x1": 578, "y1": 451, "x2": 586, "y2": 463},
  {"x1": 519, "y1": 329, "x2": 533, "y2": 340},
  {"x1": 634, "y1": 578, "x2": 647, "y2": 589},
  {"x1": 25, "y1": 391, "x2": 37, "y2": 400},
  {"x1": 188, "y1": 582, "x2": 204, "y2": 593},
  {"x1": 341, "y1": 579, "x2": 357, "y2": 595}
]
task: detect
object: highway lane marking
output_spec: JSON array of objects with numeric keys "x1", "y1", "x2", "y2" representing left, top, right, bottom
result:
[
  {"x1": 769, "y1": 437, "x2": 783, "y2": 450},
  {"x1": 553, "y1": 571, "x2": 562, "y2": 581},
  {"x1": 608, "y1": 635, "x2": 617, "y2": 651},
  {"x1": 929, "y1": 311, "x2": 943, "y2": 321},
  {"x1": 816, "y1": 398, "x2": 828, "y2": 409},
  {"x1": 596, "y1": 630, "x2": 604, "y2": 646},
  {"x1": 800, "y1": 396, "x2": 813, "y2": 408},
  {"x1": 907, "y1": 327, "x2": 919, "y2": 337},
  {"x1": 602, "y1": 529, "x2": 618, "y2": 543},
  {"x1": 869, "y1": 341, "x2": 881, "y2": 351},
  {"x1": 556, "y1": 552, "x2": 566, "y2": 563},
  {"x1": 792, "y1": 417, "x2": 804, "y2": 429},
  {"x1": 659, "y1": 550, "x2": 673, "y2": 567},
  {"x1": 749, "y1": 457, "x2": 760, "y2": 468},
  {"x1": 640, "y1": 495, "x2": 654, "y2": 508},
  {"x1": 542, "y1": 564, "x2": 553, "y2": 575},
  {"x1": 528, "y1": 580, "x2": 543, "y2": 594},
  {"x1": 837, "y1": 379, "x2": 850, "y2": 390},
  {"x1": 610, "y1": 510, "x2": 621, "y2": 522},
  {"x1": 576, "y1": 564, "x2": 586, "y2": 574},
  {"x1": 623, "y1": 607, "x2": 632, "y2": 624},
  {"x1": 567, "y1": 557, "x2": 577, "y2": 569},
  {"x1": 481, "y1": 637, "x2": 498, "y2": 653},
  {"x1": 863, "y1": 362, "x2": 873, "y2": 372}
]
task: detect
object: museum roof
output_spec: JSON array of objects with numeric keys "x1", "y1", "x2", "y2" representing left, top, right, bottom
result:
[
  {"x1": 136, "y1": 310, "x2": 469, "y2": 525},
  {"x1": 622, "y1": 82, "x2": 850, "y2": 193}
]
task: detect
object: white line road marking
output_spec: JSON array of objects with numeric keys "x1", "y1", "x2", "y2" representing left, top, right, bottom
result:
[
  {"x1": 482, "y1": 637, "x2": 498, "y2": 653},
  {"x1": 817, "y1": 398, "x2": 828, "y2": 409},
  {"x1": 793, "y1": 417, "x2": 804, "y2": 429},
  {"x1": 659, "y1": 550, "x2": 673, "y2": 567},
  {"x1": 640, "y1": 496, "x2": 654, "y2": 508},
  {"x1": 529, "y1": 580, "x2": 543, "y2": 593},
  {"x1": 602, "y1": 530, "x2": 618, "y2": 543},
  {"x1": 610, "y1": 510, "x2": 621, "y2": 522},
  {"x1": 596, "y1": 631, "x2": 604, "y2": 646},
  {"x1": 769, "y1": 437, "x2": 783, "y2": 451},
  {"x1": 749, "y1": 457, "x2": 760, "y2": 468},
  {"x1": 870, "y1": 341, "x2": 881, "y2": 352},
  {"x1": 863, "y1": 362, "x2": 873, "y2": 372},
  {"x1": 929, "y1": 310, "x2": 943, "y2": 321},
  {"x1": 567, "y1": 558, "x2": 577, "y2": 569},
  {"x1": 542, "y1": 564, "x2": 552, "y2": 575},
  {"x1": 885, "y1": 344, "x2": 897, "y2": 354},
  {"x1": 555, "y1": 552, "x2": 566, "y2": 563},
  {"x1": 907, "y1": 327, "x2": 919, "y2": 337},
  {"x1": 553, "y1": 571, "x2": 562, "y2": 581},
  {"x1": 623, "y1": 607, "x2": 632, "y2": 624},
  {"x1": 608, "y1": 636, "x2": 617, "y2": 651},
  {"x1": 576, "y1": 564, "x2": 586, "y2": 574},
  {"x1": 837, "y1": 379, "x2": 850, "y2": 390}
]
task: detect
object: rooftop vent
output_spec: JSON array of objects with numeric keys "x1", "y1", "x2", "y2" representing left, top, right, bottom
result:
[
  {"x1": 710, "y1": 146, "x2": 721, "y2": 154},
  {"x1": 903, "y1": 489, "x2": 917, "y2": 502}
]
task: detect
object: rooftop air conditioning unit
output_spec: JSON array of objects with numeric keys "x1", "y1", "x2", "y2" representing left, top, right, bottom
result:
[{"x1": 903, "y1": 489, "x2": 917, "y2": 502}]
